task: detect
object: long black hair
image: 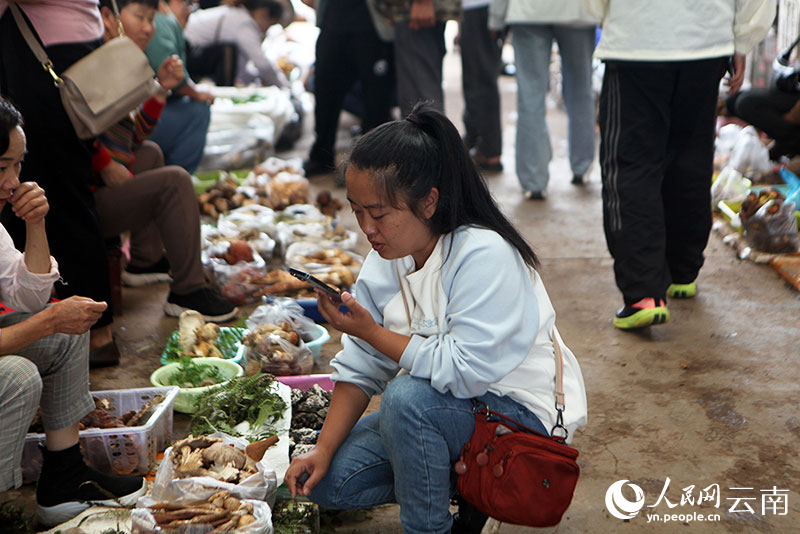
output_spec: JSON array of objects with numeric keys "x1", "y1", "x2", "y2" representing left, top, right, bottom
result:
[
  {"x1": 0, "y1": 97, "x2": 23, "y2": 155},
  {"x1": 347, "y1": 102, "x2": 538, "y2": 268}
]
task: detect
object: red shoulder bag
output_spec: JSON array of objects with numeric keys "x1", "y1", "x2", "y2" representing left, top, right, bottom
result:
[{"x1": 454, "y1": 331, "x2": 580, "y2": 527}]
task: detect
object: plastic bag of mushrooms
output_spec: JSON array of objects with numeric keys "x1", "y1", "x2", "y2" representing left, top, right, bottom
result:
[{"x1": 151, "y1": 433, "x2": 280, "y2": 505}]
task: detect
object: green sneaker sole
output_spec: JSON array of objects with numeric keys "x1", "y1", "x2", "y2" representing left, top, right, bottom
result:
[
  {"x1": 613, "y1": 307, "x2": 670, "y2": 330},
  {"x1": 667, "y1": 282, "x2": 697, "y2": 298}
]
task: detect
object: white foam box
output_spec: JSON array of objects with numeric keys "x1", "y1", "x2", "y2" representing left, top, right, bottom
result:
[{"x1": 21, "y1": 386, "x2": 179, "y2": 484}]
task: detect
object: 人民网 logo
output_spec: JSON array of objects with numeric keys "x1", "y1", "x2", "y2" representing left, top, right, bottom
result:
[{"x1": 605, "y1": 480, "x2": 646, "y2": 520}]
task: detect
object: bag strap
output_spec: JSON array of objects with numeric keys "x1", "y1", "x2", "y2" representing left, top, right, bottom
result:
[
  {"x1": 551, "y1": 327, "x2": 569, "y2": 440},
  {"x1": 9, "y1": 0, "x2": 123, "y2": 86},
  {"x1": 8, "y1": 3, "x2": 59, "y2": 83},
  {"x1": 472, "y1": 326, "x2": 570, "y2": 442},
  {"x1": 780, "y1": 34, "x2": 800, "y2": 64}
]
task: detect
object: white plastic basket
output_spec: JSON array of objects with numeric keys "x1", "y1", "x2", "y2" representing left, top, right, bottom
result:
[{"x1": 21, "y1": 386, "x2": 179, "y2": 484}]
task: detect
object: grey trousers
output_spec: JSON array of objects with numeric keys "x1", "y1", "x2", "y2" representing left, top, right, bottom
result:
[
  {"x1": 394, "y1": 20, "x2": 447, "y2": 116},
  {"x1": 0, "y1": 312, "x2": 92, "y2": 490},
  {"x1": 93, "y1": 141, "x2": 206, "y2": 294},
  {"x1": 460, "y1": 6, "x2": 503, "y2": 158}
]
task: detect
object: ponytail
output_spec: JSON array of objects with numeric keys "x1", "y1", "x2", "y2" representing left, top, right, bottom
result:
[{"x1": 348, "y1": 102, "x2": 538, "y2": 268}]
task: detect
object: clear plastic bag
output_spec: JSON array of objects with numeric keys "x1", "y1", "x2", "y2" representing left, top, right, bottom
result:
[
  {"x1": 267, "y1": 171, "x2": 310, "y2": 210},
  {"x1": 203, "y1": 246, "x2": 266, "y2": 291},
  {"x1": 729, "y1": 126, "x2": 771, "y2": 176},
  {"x1": 246, "y1": 298, "x2": 317, "y2": 339},
  {"x1": 219, "y1": 265, "x2": 269, "y2": 306},
  {"x1": 217, "y1": 205, "x2": 278, "y2": 237},
  {"x1": 712, "y1": 166, "x2": 752, "y2": 206},
  {"x1": 714, "y1": 123, "x2": 743, "y2": 170},
  {"x1": 151, "y1": 433, "x2": 278, "y2": 503},
  {"x1": 132, "y1": 497, "x2": 273, "y2": 534},
  {"x1": 254, "y1": 156, "x2": 304, "y2": 177},
  {"x1": 743, "y1": 199, "x2": 799, "y2": 253},
  {"x1": 285, "y1": 241, "x2": 364, "y2": 276},
  {"x1": 243, "y1": 331, "x2": 313, "y2": 376}
]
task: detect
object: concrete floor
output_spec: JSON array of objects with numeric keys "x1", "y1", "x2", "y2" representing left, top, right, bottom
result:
[{"x1": 3, "y1": 39, "x2": 800, "y2": 534}]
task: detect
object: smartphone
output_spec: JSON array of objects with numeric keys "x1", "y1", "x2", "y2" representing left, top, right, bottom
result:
[{"x1": 288, "y1": 268, "x2": 342, "y2": 303}]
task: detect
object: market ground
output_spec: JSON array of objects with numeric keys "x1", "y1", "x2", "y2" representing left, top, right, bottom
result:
[{"x1": 4, "y1": 42, "x2": 800, "y2": 534}]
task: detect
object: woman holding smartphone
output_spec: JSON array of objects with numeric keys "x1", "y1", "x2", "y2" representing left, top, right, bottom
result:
[{"x1": 284, "y1": 104, "x2": 587, "y2": 534}]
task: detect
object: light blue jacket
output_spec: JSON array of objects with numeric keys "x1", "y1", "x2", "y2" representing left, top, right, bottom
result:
[{"x1": 330, "y1": 226, "x2": 588, "y2": 437}]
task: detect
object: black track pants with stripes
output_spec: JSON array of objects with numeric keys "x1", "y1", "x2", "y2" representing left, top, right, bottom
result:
[{"x1": 598, "y1": 58, "x2": 727, "y2": 306}]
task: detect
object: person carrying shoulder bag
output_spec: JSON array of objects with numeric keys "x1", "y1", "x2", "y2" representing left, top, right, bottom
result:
[{"x1": 0, "y1": 0, "x2": 117, "y2": 356}]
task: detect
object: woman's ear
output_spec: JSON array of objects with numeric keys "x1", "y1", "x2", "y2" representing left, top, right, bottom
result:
[
  {"x1": 422, "y1": 187, "x2": 439, "y2": 219},
  {"x1": 100, "y1": 6, "x2": 119, "y2": 41}
]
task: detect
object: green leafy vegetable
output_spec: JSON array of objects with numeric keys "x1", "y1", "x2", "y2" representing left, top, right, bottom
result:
[
  {"x1": 191, "y1": 373, "x2": 287, "y2": 441},
  {"x1": 166, "y1": 356, "x2": 225, "y2": 388},
  {"x1": 0, "y1": 501, "x2": 33, "y2": 534}
]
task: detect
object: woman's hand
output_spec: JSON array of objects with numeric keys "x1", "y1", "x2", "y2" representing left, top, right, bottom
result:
[
  {"x1": 157, "y1": 55, "x2": 185, "y2": 91},
  {"x1": 284, "y1": 447, "x2": 333, "y2": 498},
  {"x1": 10, "y1": 182, "x2": 48, "y2": 225},
  {"x1": 194, "y1": 90, "x2": 215, "y2": 105},
  {"x1": 726, "y1": 53, "x2": 746, "y2": 94},
  {"x1": 44, "y1": 296, "x2": 107, "y2": 335},
  {"x1": 315, "y1": 291, "x2": 377, "y2": 340},
  {"x1": 100, "y1": 160, "x2": 133, "y2": 187}
]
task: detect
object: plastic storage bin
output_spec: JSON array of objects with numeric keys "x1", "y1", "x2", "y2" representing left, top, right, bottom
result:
[{"x1": 21, "y1": 386, "x2": 179, "y2": 484}]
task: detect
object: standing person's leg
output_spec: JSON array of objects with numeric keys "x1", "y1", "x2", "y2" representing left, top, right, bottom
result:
[
  {"x1": 353, "y1": 29, "x2": 395, "y2": 133},
  {"x1": 393, "y1": 21, "x2": 446, "y2": 116},
  {"x1": 149, "y1": 97, "x2": 211, "y2": 174},
  {"x1": 599, "y1": 62, "x2": 674, "y2": 328},
  {"x1": 554, "y1": 25, "x2": 596, "y2": 183},
  {"x1": 512, "y1": 24, "x2": 553, "y2": 196},
  {"x1": 307, "y1": 29, "x2": 358, "y2": 175},
  {"x1": 0, "y1": 14, "x2": 113, "y2": 332},
  {"x1": 460, "y1": 6, "x2": 503, "y2": 169},
  {"x1": 663, "y1": 58, "x2": 727, "y2": 292}
]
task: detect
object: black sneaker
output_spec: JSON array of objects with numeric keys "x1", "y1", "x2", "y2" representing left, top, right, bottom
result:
[
  {"x1": 571, "y1": 173, "x2": 586, "y2": 185},
  {"x1": 613, "y1": 297, "x2": 670, "y2": 330},
  {"x1": 36, "y1": 444, "x2": 146, "y2": 527},
  {"x1": 121, "y1": 255, "x2": 172, "y2": 287},
  {"x1": 451, "y1": 495, "x2": 489, "y2": 534},
  {"x1": 303, "y1": 158, "x2": 336, "y2": 178},
  {"x1": 164, "y1": 287, "x2": 238, "y2": 322}
]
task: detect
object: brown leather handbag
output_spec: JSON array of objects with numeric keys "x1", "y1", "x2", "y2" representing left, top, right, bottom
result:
[{"x1": 10, "y1": 0, "x2": 160, "y2": 139}]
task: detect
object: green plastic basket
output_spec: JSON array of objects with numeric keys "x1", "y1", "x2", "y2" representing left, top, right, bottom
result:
[{"x1": 160, "y1": 327, "x2": 246, "y2": 366}]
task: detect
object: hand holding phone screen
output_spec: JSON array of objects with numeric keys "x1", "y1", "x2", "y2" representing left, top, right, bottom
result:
[{"x1": 288, "y1": 268, "x2": 342, "y2": 303}]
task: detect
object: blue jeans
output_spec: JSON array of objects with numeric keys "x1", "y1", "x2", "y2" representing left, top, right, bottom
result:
[
  {"x1": 309, "y1": 375, "x2": 547, "y2": 534},
  {"x1": 512, "y1": 24, "x2": 596, "y2": 193},
  {"x1": 149, "y1": 96, "x2": 211, "y2": 175}
]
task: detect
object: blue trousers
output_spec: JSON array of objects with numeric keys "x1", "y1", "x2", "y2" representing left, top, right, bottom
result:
[
  {"x1": 309, "y1": 375, "x2": 547, "y2": 534},
  {"x1": 512, "y1": 24, "x2": 596, "y2": 193},
  {"x1": 149, "y1": 97, "x2": 211, "y2": 174}
]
